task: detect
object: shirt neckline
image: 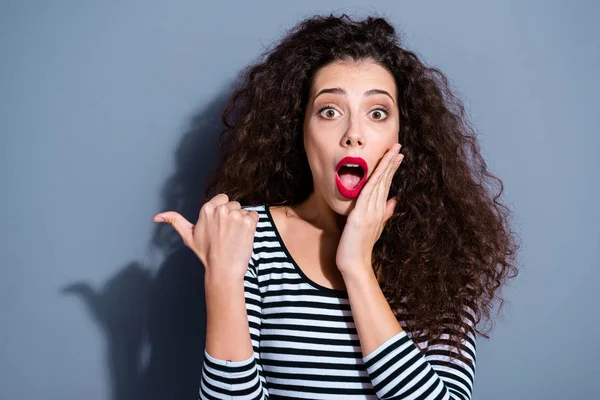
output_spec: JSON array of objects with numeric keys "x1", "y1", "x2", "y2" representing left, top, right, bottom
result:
[{"x1": 264, "y1": 204, "x2": 349, "y2": 297}]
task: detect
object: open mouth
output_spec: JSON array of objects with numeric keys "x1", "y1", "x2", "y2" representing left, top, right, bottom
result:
[
  {"x1": 335, "y1": 156, "x2": 369, "y2": 198},
  {"x1": 336, "y1": 164, "x2": 365, "y2": 189}
]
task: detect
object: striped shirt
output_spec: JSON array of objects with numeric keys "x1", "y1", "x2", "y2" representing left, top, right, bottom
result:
[{"x1": 200, "y1": 204, "x2": 477, "y2": 400}]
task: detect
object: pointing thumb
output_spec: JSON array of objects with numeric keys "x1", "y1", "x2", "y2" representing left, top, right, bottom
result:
[{"x1": 153, "y1": 211, "x2": 194, "y2": 246}]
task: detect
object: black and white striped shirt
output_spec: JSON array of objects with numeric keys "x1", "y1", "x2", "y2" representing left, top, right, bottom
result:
[{"x1": 200, "y1": 204, "x2": 477, "y2": 400}]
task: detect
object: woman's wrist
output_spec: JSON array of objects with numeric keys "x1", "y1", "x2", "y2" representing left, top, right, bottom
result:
[
  {"x1": 204, "y1": 267, "x2": 247, "y2": 290},
  {"x1": 339, "y1": 262, "x2": 376, "y2": 285}
]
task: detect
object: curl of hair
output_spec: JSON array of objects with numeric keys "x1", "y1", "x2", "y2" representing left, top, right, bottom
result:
[{"x1": 204, "y1": 13, "x2": 520, "y2": 362}]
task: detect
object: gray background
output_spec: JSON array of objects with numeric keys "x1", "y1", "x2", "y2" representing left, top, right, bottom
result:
[{"x1": 1, "y1": 1, "x2": 598, "y2": 399}]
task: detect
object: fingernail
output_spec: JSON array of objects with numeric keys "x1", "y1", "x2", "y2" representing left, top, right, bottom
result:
[{"x1": 154, "y1": 216, "x2": 165, "y2": 223}]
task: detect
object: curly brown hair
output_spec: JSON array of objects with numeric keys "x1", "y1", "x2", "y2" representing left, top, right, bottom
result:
[{"x1": 203, "y1": 13, "x2": 520, "y2": 362}]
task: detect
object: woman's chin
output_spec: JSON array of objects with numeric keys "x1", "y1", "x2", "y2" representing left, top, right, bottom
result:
[{"x1": 330, "y1": 195, "x2": 356, "y2": 215}]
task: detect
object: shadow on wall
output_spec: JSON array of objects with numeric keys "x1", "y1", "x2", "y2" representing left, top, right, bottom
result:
[{"x1": 62, "y1": 92, "x2": 232, "y2": 400}]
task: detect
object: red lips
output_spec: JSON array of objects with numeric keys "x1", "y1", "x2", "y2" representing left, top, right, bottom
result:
[{"x1": 335, "y1": 156, "x2": 369, "y2": 199}]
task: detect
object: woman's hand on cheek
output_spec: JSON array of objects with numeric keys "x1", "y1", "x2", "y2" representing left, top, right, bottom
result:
[{"x1": 336, "y1": 143, "x2": 404, "y2": 278}]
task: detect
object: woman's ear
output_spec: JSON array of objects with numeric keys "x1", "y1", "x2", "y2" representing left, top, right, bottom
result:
[{"x1": 383, "y1": 196, "x2": 398, "y2": 225}]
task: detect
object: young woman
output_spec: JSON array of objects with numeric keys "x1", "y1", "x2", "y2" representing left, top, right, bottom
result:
[{"x1": 153, "y1": 14, "x2": 519, "y2": 400}]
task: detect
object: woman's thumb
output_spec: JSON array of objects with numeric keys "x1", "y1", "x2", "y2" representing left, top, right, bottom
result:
[{"x1": 153, "y1": 211, "x2": 194, "y2": 245}]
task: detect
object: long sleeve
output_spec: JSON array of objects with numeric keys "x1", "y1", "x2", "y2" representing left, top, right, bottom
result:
[
  {"x1": 362, "y1": 305, "x2": 477, "y2": 400},
  {"x1": 199, "y1": 254, "x2": 269, "y2": 400}
]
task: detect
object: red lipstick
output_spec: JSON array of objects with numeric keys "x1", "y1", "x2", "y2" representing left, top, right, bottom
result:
[{"x1": 335, "y1": 156, "x2": 369, "y2": 199}]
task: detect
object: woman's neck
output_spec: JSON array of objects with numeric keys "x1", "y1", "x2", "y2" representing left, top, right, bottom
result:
[{"x1": 288, "y1": 191, "x2": 347, "y2": 235}]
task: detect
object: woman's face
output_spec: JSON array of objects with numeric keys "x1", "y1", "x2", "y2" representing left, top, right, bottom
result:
[{"x1": 302, "y1": 58, "x2": 400, "y2": 215}]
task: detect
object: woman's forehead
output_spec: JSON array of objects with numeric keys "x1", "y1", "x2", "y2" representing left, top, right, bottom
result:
[{"x1": 310, "y1": 60, "x2": 397, "y2": 100}]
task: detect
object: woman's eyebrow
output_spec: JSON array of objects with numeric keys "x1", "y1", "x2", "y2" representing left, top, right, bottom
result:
[{"x1": 313, "y1": 87, "x2": 396, "y2": 105}]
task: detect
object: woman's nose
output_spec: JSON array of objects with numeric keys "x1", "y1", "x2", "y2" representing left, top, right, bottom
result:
[{"x1": 343, "y1": 114, "x2": 364, "y2": 147}]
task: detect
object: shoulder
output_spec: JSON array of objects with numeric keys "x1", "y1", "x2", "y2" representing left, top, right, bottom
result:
[
  {"x1": 241, "y1": 204, "x2": 269, "y2": 224},
  {"x1": 241, "y1": 204, "x2": 267, "y2": 213},
  {"x1": 240, "y1": 204, "x2": 270, "y2": 265}
]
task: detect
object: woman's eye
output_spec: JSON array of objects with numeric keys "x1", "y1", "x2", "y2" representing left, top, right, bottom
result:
[
  {"x1": 369, "y1": 108, "x2": 388, "y2": 121},
  {"x1": 319, "y1": 107, "x2": 341, "y2": 119}
]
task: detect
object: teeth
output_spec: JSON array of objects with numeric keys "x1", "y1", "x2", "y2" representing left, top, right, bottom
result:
[{"x1": 344, "y1": 163, "x2": 360, "y2": 168}]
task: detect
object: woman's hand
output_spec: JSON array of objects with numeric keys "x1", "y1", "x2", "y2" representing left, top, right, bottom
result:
[
  {"x1": 336, "y1": 143, "x2": 404, "y2": 278},
  {"x1": 152, "y1": 193, "x2": 260, "y2": 282}
]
